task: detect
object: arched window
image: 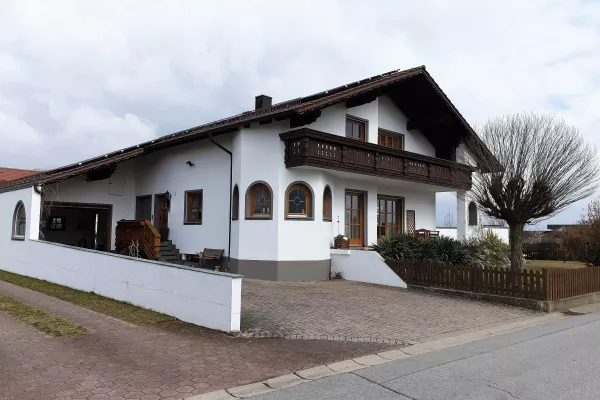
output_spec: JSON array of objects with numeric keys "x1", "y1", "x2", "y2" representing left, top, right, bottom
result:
[
  {"x1": 232, "y1": 185, "x2": 239, "y2": 220},
  {"x1": 246, "y1": 182, "x2": 273, "y2": 219},
  {"x1": 323, "y1": 186, "x2": 332, "y2": 221},
  {"x1": 12, "y1": 201, "x2": 26, "y2": 240},
  {"x1": 468, "y1": 202, "x2": 478, "y2": 226},
  {"x1": 285, "y1": 182, "x2": 313, "y2": 219}
]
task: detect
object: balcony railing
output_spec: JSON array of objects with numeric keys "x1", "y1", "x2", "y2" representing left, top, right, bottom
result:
[
  {"x1": 115, "y1": 220, "x2": 161, "y2": 260},
  {"x1": 280, "y1": 129, "x2": 473, "y2": 190}
]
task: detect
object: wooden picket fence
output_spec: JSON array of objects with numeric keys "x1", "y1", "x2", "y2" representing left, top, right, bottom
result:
[
  {"x1": 545, "y1": 268, "x2": 600, "y2": 301},
  {"x1": 386, "y1": 260, "x2": 600, "y2": 301}
]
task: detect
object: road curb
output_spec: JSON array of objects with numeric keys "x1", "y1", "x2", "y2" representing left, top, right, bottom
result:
[
  {"x1": 186, "y1": 313, "x2": 564, "y2": 400},
  {"x1": 236, "y1": 331, "x2": 405, "y2": 345}
]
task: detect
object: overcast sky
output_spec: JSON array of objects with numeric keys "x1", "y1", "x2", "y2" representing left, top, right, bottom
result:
[{"x1": 1, "y1": 0, "x2": 599, "y2": 227}]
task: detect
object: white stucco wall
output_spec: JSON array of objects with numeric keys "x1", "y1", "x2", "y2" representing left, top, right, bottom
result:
[
  {"x1": 330, "y1": 249, "x2": 407, "y2": 288},
  {"x1": 232, "y1": 119, "x2": 439, "y2": 263},
  {"x1": 378, "y1": 96, "x2": 435, "y2": 156},
  {"x1": 134, "y1": 136, "x2": 232, "y2": 255},
  {"x1": 42, "y1": 138, "x2": 232, "y2": 256},
  {"x1": 43, "y1": 162, "x2": 137, "y2": 250},
  {"x1": 304, "y1": 96, "x2": 436, "y2": 157},
  {"x1": 235, "y1": 124, "x2": 284, "y2": 261},
  {"x1": 0, "y1": 186, "x2": 242, "y2": 332},
  {"x1": 328, "y1": 175, "x2": 438, "y2": 247}
]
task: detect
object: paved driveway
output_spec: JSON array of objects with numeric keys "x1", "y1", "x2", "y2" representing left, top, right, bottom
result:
[
  {"x1": 0, "y1": 282, "x2": 392, "y2": 400},
  {"x1": 242, "y1": 280, "x2": 539, "y2": 344}
]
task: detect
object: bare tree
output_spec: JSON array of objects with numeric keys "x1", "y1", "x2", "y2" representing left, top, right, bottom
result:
[
  {"x1": 466, "y1": 113, "x2": 599, "y2": 270},
  {"x1": 443, "y1": 207, "x2": 456, "y2": 227}
]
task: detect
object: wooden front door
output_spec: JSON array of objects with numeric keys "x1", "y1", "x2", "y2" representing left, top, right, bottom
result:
[
  {"x1": 345, "y1": 191, "x2": 365, "y2": 246},
  {"x1": 154, "y1": 194, "x2": 169, "y2": 231}
]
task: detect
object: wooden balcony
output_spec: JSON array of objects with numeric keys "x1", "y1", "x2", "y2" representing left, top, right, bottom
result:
[{"x1": 280, "y1": 129, "x2": 474, "y2": 190}]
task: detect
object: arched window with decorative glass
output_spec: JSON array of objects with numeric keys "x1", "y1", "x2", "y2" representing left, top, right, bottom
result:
[
  {"x1": 12, "y1": 201, "x2": 26, "y2": 240},
  {"x1": 323, "y1": 186, "x2": 332, "y2": 221},
  {"x1": 285, "y1": 183, "x2": 313, "y2": 219},
  {"x1": 246, "y1": 182, "x2": 273, "y2": 219},
  {"x1": 232, "y1": 184, "x2": 239, "y2": 220}
]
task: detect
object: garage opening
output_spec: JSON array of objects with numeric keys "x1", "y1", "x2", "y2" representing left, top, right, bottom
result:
[{"x1": 41, "y1": 202, "x2": 112, "y2": 251}]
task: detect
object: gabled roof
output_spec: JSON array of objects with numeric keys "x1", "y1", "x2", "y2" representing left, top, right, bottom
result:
[
  {"x1": 1, "y1": 65, "x2": 489, "y2": 191},
  {"x1": 0, "y1": 168, "x2": 37, "y2": 184}
]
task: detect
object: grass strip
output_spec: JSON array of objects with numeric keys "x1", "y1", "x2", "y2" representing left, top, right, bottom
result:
[
  {"x1": 0, "y1": 269, "x2": 175, "y2": 325},
  {"x1": 0, "y1": 294, "x2": 88, "y2": 336}
]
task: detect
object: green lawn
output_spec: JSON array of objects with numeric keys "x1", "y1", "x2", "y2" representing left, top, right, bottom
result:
[
  {"x1": 0, "y1": 294, "x2": 87, "y2": 336},
  {"x1": 0, "y1": 270, "x2": 175, "y2": 325},
  {"x1": 524, "y1": 260, "x2": 586, "y2": 270}
]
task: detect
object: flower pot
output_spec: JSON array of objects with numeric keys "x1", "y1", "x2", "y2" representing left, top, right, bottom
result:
[{"x1": 334, "y1": 239, "x2": 349, "y2": 249}]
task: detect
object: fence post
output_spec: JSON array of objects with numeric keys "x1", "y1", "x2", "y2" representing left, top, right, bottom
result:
[
  {"x1": 428, "y1": 261, "x2": 433, "y2": 287},
  {"x1": 542, "y1": 269, "x2": 550, "y2": 301}
]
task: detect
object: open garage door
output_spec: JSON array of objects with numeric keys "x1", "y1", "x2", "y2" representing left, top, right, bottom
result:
[{"x1": 41, "y1": 202, "x2": 112, "y2": 251}]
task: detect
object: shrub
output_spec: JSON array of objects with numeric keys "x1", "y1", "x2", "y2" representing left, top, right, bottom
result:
[
  {"x1": 467, "y1": 230, "x2": 510, "y2": 269},
  {"x1": 370, "y1": 234, "x2": 422, "y2": 260},
  {"x1": 428, "y1": 236, "x2": 471, "y2": 265},
  {"x1": 370, "y1": 234, "x2": 471, "y2": 265},
  {"x1": 563, "y1": 198, "x2": 600, "y2": 266}
]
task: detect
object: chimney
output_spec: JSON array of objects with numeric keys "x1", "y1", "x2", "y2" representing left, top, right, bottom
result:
[{"x1": 255, "y1": 95, "x2": 272, "y2": 110}]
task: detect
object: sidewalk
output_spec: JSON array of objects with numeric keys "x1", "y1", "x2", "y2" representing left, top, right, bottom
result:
[
  {"x1": 0, "y1": 281, "x2": 392, "y2": 400},
  {"x1": 242, "y1": 311, "x2": 599, "y2": 400}
]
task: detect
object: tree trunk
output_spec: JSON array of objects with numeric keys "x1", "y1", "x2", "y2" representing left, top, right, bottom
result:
[{"x1": 509, "y1": 222, "x2": 525, "y2": 271}]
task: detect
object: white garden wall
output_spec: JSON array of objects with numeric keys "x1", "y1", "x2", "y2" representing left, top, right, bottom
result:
[
  {"x1": 0, "y1": 186, "x2": 242, "y2": 332},
  {"x1": 330, "y1": 249, "x2": 407, "y2": 288},
  {"x1": 438, "y1": 226, "x2": 510, "y2": 243}
]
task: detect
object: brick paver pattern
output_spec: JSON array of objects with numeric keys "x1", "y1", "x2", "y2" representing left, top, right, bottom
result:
[
  {"x1": 0, "y1": 281, "x2": 392, "y2": 400},
  {"x1": 242, "y1": 280, "x2": 540, "y2": 343}
]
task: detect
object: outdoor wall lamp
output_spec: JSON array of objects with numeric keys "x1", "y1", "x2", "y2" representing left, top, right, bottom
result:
[{"x1": 164, "y1": 191, "x2": 172, "y2": 211}]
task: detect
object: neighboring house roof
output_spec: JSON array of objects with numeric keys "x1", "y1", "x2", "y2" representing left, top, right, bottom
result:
[
  {"x1": 547, "y1": 224, "x2": 583, "y2": 231},
  {"x1": 0, "y1": 65, "x2": 491, "y2": 191},
  {"x1": 0, "y1": 168, "x2": 37, "y2": 184}
]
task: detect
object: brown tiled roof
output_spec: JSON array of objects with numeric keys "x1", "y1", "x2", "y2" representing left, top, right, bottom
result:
[
  {"x1": 0, "y1": 168, "x2": 38, "y2": 184},
  {"x1": 0, "y1": 65, "x2": 486, "y2": 191}
]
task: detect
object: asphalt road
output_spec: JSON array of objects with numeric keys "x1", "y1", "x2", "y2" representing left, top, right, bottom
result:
[{"x1": 250, "y1": 310, "x2": 600, "y2": 399}]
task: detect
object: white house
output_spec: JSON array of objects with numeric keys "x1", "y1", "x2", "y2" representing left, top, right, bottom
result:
[{"x1": 0, "y1": 66, "x2": 490, "y2": 283}]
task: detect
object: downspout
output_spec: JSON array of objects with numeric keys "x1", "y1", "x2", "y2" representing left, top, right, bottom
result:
[{"x1": 209, "y1": 132, "x2": 232, "y2": 271}]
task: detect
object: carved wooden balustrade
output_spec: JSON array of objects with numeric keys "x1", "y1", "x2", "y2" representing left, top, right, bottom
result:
[
  {"x1": 115, "y1": 220, "x2": 161, "y2": 260},
  {"x1": 280, "y1": 129, "x2": 474, "y2": 190}
]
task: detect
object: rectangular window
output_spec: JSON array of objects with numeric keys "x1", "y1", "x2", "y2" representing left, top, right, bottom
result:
[
  {"x1": 345, "y1": 117, "x2": 366, "y2": 141},
  {"x1": 185, "y1": 190, "x2": 203, "y2": 224},
  {"x1": 377, "y1": 196, "x2": 403, "y2": 237},
  {"x1": 48, "y1": 216, "x2": 66, "y2": 231},
  {"x1": 378, "y1": 129, "x2": 404, "y2": 150}
]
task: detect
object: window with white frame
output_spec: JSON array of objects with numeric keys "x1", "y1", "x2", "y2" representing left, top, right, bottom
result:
[{"x1": 12, "y1": 201, "x2": 26, "y2": 240}]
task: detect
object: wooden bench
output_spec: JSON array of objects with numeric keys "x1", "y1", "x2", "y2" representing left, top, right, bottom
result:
[{"x1": 197, "y1": 248, "x2": 225, "y2": 271}]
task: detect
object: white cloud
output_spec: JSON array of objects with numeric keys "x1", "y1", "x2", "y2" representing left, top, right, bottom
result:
[{"x1": 0, "y1": 0, "x2": 599, "y2": 223}]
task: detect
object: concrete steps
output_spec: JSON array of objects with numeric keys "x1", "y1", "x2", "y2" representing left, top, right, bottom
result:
[{"x1": 158, "y1": 240, "x2": 184, "y2": 264}]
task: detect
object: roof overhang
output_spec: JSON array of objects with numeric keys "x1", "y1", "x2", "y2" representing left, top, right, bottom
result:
[{"x1": 0, "y1": 66, "x2": 496, "y2": 191}]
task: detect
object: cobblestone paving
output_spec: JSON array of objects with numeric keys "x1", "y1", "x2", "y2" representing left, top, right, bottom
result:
[
  {"x1": 242, "y1": 280, "x2": 540, "y2": 343},
  {"x1": 0, "y1": 281, "x2": 392, "y2": 400}
]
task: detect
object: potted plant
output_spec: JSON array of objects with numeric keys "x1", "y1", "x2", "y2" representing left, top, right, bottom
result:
[{"x1": 333, "y1": 234, "x2": 349, "y2": 249}]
